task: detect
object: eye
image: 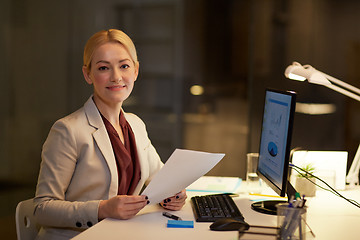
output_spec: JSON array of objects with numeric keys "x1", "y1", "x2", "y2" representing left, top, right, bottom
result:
[
  {"x1": 120, "y1": 64, "x2": 130, "y2": 69},
  {"x1": 98, "y1": 66, "x2": 109, "y2": 71}
]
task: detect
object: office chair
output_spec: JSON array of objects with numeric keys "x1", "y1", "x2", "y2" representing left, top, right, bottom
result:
[{"x1": 15, "y1": 198, "x2": 40, "y2": 240}]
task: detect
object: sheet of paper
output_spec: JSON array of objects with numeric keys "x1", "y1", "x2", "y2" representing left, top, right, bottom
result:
[
  {"x1": 186, "y1": 176, "x2": 242, "y2": 193},
  {"x1": 142, "y1": 149, "x2": 225, "y2": 204}
]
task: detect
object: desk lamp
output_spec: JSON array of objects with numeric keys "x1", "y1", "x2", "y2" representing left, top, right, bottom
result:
[{"x1": 284, "y1": 61, "x2": 360, "y2": 186}]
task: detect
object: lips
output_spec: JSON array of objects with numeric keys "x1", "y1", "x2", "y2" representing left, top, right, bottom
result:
[{"x1": 107, "y1": 85, "x2": 125, "y2": 90}]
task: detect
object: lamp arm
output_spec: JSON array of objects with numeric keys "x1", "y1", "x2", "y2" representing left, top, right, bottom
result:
[
  {"x1": 325, "y1": 84, "x2": 360, "y2": 102},
  {"x1": 346, "y1": 144, "x2": 360, "y2": 186},
  {"x1": 322, "y1": 72, "x2": 360, "y2": 96},
  {"x1": 320, "y1": 71, "x2": 360, "y2": 185}
]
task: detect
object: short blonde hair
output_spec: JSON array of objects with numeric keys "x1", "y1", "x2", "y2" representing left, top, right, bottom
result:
[{"x1": 83, "y1": 29, "x2": 138, "y2": 72}]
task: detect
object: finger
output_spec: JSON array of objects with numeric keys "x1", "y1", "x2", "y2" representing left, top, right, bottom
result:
[
  {"x1": 123, "y1": 199, "x2": 149, "y2": 211},
  {"x1": 162, "y1": 190, "x2": 187, "y2": 204},
  {"x1": 118, "y1": 199, "x2": 148, "y2": 219},
  {"x1": 167, "y1": 196, "x2": 186, "y2": 205},
  {"x1": 114, "y1": 196, "x2": 148, "y2": 215},
  {"x1": 167, "y1": 190, "x2": 186, "y2": 202},
  {"x1": 159, "y1": 201, "x2": 173, "y2": 209},
  {"x1": 121, "y1": 195, "x2": 149, "y2": 203},
  {"x1": 175, "y1": 189, "x2": 187, "y2": 199},
  {"x1": 161, "y1": 202, "x2": 185, "y2": 211},
  {"x1": 161, "y1": 197, "x2": 186, "y2": 211},
  {"x1": 124, "y1": 203, "x2": 146, "y2": 214}
]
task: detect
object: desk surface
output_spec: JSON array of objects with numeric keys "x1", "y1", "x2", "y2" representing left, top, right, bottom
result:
[{"x1": 72, "y1": 179, "x2": 360, "y2": 240}]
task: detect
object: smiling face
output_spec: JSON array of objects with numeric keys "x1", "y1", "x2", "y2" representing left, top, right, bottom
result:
[{"x1": 82, "y1": 42, "x2": 139, "y2": 108}]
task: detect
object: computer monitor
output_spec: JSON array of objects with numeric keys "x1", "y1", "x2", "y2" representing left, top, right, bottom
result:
[{"x1": 251, "y1": 88, "x2": 297, "y2": 215}]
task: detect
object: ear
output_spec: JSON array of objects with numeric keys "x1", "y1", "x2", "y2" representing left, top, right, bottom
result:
[
  {"x1": 82, "y1": 66, "x2": 93, "y2": 85},
  {"x1": 134, "y1": 62, "x2": 139, "y2": 82}
]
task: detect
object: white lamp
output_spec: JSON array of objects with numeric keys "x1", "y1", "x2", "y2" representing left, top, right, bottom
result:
[
  {"x1": 285, "y1": 61, "x2": 360, "y2": 186},
  {"x1": 285, "y1": 62, "x2": 360, "y2": 102},
  {"x1": 348, "y1": 145, "x2": 360, "y2": 186}
]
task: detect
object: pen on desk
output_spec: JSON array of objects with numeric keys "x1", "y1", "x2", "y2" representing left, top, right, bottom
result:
[{"x1": 162, "y1": 212, "x2": 182, "y2": 221}]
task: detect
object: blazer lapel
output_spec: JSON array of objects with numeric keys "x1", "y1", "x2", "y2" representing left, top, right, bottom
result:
[
  {"x1": 84, "y1": 97, "x2": 118, "y2": 198},
  {"x1": 123, "y1": 112, "x2": 147, "y2": 195}
]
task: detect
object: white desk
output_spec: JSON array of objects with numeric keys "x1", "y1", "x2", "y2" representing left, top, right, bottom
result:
[
  {"x1": 304, "y1": 188, "x2": 360, "y2": 239},
  {"x1": 72, "y1": 179, "x2": 360, "y2": 240}
]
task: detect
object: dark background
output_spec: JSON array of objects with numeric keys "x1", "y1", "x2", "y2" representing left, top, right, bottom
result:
[{"x1": 1, "y1": 0, "x2": 360, "y2": 238}]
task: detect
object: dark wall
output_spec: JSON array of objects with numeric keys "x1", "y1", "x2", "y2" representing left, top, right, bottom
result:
[{"x1": 1, "y1": 1, "x2": 360, "y2": 238}]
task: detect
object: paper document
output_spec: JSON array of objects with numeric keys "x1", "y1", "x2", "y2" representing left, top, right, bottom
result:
[
  {"x1": 142, "y1": 149, "x2": 225, "y2": 204},
  {"x1": 187, "y1": 176, "x2": 242, "y2": 193}
]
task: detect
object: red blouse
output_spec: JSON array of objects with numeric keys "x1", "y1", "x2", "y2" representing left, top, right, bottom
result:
[{"x1": 101, "y1": 111, "x2": 141, "y2": 195}]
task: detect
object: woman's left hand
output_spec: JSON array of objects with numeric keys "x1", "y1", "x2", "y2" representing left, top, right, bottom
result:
[{"x1": 159, "y1": 189, "x2": 187, "y2": 211}]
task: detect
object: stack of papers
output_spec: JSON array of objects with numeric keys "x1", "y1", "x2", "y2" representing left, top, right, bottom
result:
[{"x1": 187, "y1": 176, "x2": 242, "y2": 193}]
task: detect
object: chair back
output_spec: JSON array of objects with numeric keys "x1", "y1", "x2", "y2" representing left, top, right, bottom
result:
[{"x1": 15, "y1": 199, "x2": 40, "y2": 240}]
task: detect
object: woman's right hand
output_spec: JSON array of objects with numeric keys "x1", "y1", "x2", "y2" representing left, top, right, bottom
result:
[{"x1": 98, "y1": 195, "x2": 149, "y2": 220}]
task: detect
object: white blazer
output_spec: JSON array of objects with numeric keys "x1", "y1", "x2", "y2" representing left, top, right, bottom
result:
[{"x1": 34, "y1": 96, "x2": 163, "y2": 240}]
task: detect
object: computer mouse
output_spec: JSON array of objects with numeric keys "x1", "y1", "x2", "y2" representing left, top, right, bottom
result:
[{"x1": 209, "y1": 218, "x2": 250, "y2": 231}]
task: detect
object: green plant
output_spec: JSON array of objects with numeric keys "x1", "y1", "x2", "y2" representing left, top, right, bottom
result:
[{"x1": 297, "y1": 163, "x2": 316, "y2": 178}]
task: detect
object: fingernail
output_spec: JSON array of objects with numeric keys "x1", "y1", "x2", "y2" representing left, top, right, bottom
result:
[
  {"x1": 163, "y1": 204, "x2": 167, "y2": 207},
  {"x1": 145, "y1": 196, "x2": 148, "y2": 200},
  {"x1": 176, "y1": 196, "x2": 179, "y2": 199},
  {"x1": 167, "y1": 198, "x2": 171, "y2": 202},
  {"x1": 164, "y1": 199, "x2": 167, "y2": 203},
  {"x1": 147, "y1": 200, "x2": 150, "y2": 204}
]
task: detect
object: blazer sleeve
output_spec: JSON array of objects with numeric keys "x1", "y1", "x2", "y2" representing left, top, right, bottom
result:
[{"x1": 34, "y1": 118, "x2": 100, "y2": 229}]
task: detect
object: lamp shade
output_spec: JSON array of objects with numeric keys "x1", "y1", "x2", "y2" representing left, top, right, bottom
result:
[{"x1": 284, "y1": 62, "x2": 331, "y2": 86}]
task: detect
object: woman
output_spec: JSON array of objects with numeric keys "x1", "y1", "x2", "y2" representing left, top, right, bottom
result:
[{"x1": 34, "y1": 29, "x2": 187, "y2": 240}]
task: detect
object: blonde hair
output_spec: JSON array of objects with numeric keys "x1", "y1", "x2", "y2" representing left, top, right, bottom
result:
[{"x1": 83, "y1": 29, "x2": 138, "y2": 72}]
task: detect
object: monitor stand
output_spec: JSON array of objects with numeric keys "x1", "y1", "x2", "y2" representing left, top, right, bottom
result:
[{"x1": 250, "y1": 181, "x2": 296, "y2": 215}]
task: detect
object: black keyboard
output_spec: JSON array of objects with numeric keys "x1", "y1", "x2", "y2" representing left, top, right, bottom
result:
[{"x1": 190, "y1": 193, "x2": 244, "y2": 222}]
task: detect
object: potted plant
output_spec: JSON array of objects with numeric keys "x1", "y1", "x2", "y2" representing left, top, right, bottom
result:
[{"x1": 295, "y1": 163, "x2": 317, "y2": 197}]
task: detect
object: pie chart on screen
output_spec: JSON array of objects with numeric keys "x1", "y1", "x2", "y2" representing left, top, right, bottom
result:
[{"x1": 268, "y1": 142, "x2": 278, "y2": 157}]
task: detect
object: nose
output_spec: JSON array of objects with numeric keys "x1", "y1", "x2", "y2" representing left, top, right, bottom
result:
[{"x1": 111, "y1": 68, "x2": 122, "y2": 83}]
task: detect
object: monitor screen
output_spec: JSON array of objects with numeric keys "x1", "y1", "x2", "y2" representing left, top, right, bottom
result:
[{"x1": 252, "y1": 89, "x2": 297, "y2": 215}]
